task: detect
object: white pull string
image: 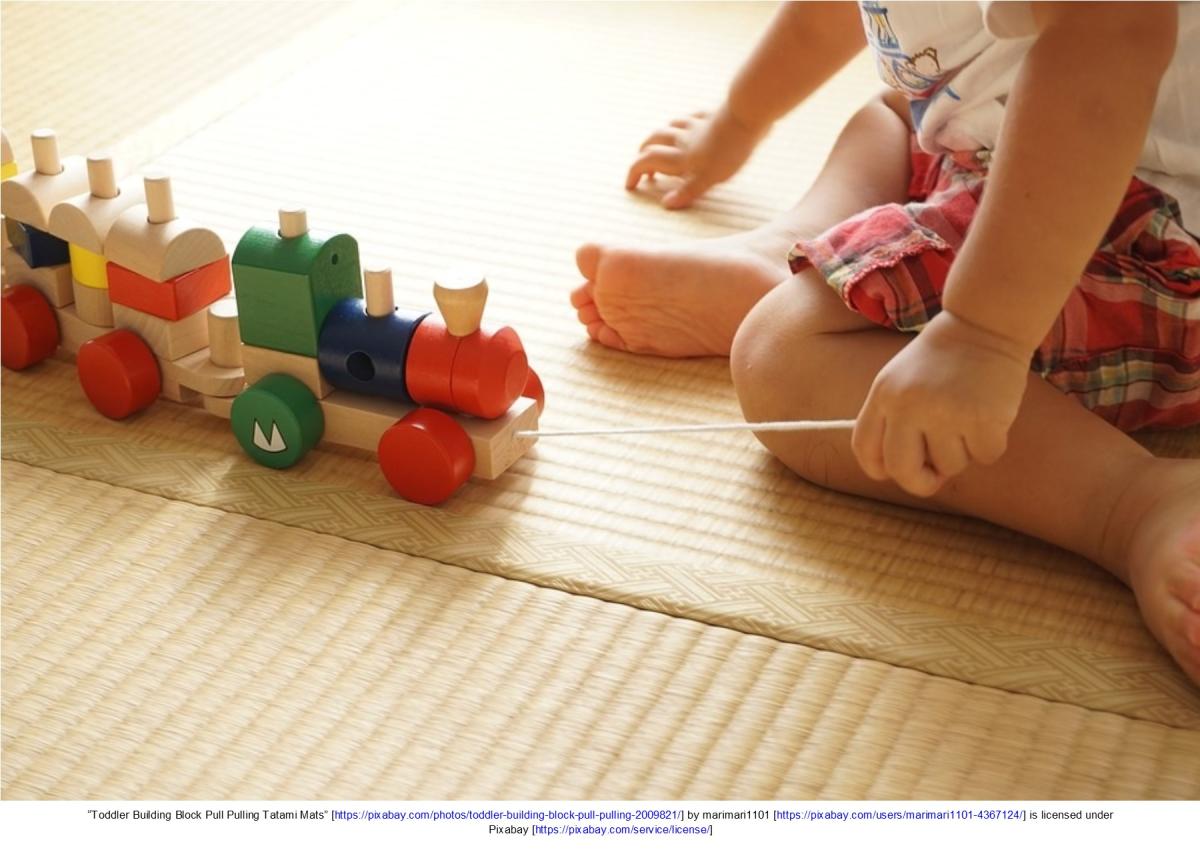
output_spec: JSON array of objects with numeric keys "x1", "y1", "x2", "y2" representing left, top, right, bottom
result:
[{"x1": 516, "y1": 419, "x2": 856, "y2": 439}]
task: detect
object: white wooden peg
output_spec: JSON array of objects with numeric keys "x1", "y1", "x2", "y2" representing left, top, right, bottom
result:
[
  {"x1": 207, "y1": 298, "x2": 243, "y2": 368},
  {"x1": 364, "y1": 267, "x2": 395, "y2": 317},
  {"x1": 144, "y1": 171, "x2": 176, "y2": 223},
  {"x1": 86, "y1": 154, "x2": 119, "y2": 199},
  {"x1": 433, "y1": 269, "x2": 488, "y2": 336},
  {"x1": 31, "y1": 129, "x2": 62, "y2": 175},
  {"x1": 278, "y1": 207, "x2": 308, "y2": 238}
]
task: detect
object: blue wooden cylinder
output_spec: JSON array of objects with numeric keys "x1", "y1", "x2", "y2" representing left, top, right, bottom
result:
[{"x1": 317, "y1": 297, "x2": 429, "y2": 403}]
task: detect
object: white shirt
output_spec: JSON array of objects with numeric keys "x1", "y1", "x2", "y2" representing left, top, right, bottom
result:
[{"x1": 859, "y1": 0, "x2": 1200, "y2": 229}]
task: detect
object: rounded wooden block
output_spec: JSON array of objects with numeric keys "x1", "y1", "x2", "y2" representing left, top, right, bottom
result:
[
  {"x1": 433, "y1": 270, "x2": 488, "y2": 336},
  {"x1": 377, "y1": 408, "x2": 475, "y2": 505},
  {"x1": 0, "y1": 154, "x2": 88, "y2": 230},
  {"x1": 77, "y1": 329, "x2": 161, "y2": 419},
  {"x1": 523, "y1": 367, "x2": 545, "y2": 414},
  {"x1": 143, "y1": 172, "x2": 176, "y2": 224},
  {"x1": 405, "y1": 318, "x2": 459, "y2": 410},
  {"x1": 364, "y1": 267, "x2": 395, "y2": 317},
  {"x1": 1, "y1": 285, "x2": 60, "y2": 370},
  {"x1": 231, "y1": 374, "x2": 324, "y2": 469},
  {"x1": 106, "y1": 204, "x2": 226, "y2": 283},
  {"x1": 1, "y1": 129, "x2": 12, "y2": 167},
  {"x1": 46, "y1": 175, "x2": 146, "y2": 253},
  {"x1": 207, "y1": 298, "x2": 243, "y2": 368},
  {"x1": 31, "y1": 129, "x2": 61, "y2": 176},
  {"x1": 86, "y1": 155, "x2": 119, "y2": 199},
  {"x1": 450, "y1": 326, "x2": 528, "y2": 419}
]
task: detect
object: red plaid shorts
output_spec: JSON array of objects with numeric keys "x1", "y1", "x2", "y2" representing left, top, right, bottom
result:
[{"x1": 788, "y1": 140, "x2": 1200, "y2": 431}]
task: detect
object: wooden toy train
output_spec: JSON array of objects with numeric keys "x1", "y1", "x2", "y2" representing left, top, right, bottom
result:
[{"x1": 0, "y1": 129, "x2": 544, "y2": 505}]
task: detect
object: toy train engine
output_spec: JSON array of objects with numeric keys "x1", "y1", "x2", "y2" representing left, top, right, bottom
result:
[
  {"x1": 229, "y1": 209, "x2": 543, "y2": 505},
  {"x1": 2, "y1": 127, "x2": 542, "y2": 507}
]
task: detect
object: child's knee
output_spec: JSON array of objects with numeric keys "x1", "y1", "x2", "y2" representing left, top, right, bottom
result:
[
  {"x1": 732, "y1": 302, "x2": 827, "y2": 424},
  {"x1": 732, "y1": 272, "x2": 874, "y2": 418}
]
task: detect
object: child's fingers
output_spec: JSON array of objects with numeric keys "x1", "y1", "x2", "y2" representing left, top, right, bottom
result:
[
  {"x1": 883, "y1": 421, "x2": 943, "y2": 497},
  {"x1": 639, "y1": 128, "x2": 684, "y2": 152},
  {"x1": 925, "y1": 430, "x2": 970, "y2": 480},
  {"x1": 662, "y1": 177, "x2": 706, "y2": 209},
  {"x1": 669, "y1": 117, "x2": 694, "y2": 129},
  {"x1": 625, "y1": 146, "x2": 685, "y2": 189},
  {"x1": 850, "y1": 411, "x2": 887, "y2": 481},
  {"x1": 963, "y1": 423, "x2": 1008, "y2": 466}
]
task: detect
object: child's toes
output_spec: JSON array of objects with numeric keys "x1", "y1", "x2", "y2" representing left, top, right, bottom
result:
[
  {"x1": 576, "y1": 243, "x2": 602, "y2": 279},
  {"x1": 570, "y1": 280, "x2": 595, "y2": 310},
  {"x1": 576, "y1": 301, "x2": 601, "y2": 325},
  {"x1": 587, "y1": 319, "x2": 627, "y2": 351}
]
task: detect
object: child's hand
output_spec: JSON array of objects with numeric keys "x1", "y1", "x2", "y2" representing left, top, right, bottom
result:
[
  {"x1": 851, "y1": 311, "x2": 1031, "y2": 497},
  {"x1": 625, "y1": 103, "x2": 765, "y2": 209}
]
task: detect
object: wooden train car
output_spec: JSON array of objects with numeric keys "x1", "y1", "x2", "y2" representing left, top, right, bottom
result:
[{"x1": 1, "y1": 129, "x2": 542, "y2": 505}]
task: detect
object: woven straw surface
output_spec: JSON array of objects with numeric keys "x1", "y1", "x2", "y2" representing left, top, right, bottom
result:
[
  {"x1": 6, "y1": 462, "x2": 1199, "y2": 800},
  {"x1": 3, "y1": 1, "x2": 1199, "y2": 799}
]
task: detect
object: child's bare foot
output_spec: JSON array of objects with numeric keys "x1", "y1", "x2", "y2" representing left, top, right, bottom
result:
[
  {"x1": 1117, "y1": 460, "x2": 1200, "y2": 684},
  {"x1": 570, "y1": 229, "x2": 793, "y2": 357}
]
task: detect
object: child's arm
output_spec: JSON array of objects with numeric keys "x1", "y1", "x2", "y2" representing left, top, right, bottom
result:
[
  {"x1": 852, "y1": 1, "x2": 1178, "y2": 497},
  {"x1": 627, "y1": 1, "x2": 865, "y2": 209}
]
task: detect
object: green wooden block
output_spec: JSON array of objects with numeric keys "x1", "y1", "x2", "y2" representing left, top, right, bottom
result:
[
  {"x1": 233, "y1": 264, "x2": 322, "y2": 355},
  {"x1": 231, "y1": 225, "x2": 362, "y2": 356}
]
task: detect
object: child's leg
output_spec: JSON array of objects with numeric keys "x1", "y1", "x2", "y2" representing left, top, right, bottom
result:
[
  {"x1": 572, "y1": 93, "x2": 913, "y2": 358},
  {"x1": 731, "y1": 270, "x2": 1200, "y2": 683}
]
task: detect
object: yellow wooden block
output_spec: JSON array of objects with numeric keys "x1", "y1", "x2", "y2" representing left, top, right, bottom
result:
[
  {"x1": 241, "y1": 343, "x2": 331, "y2": 399},
  {"x1": 1, "y1": 162, "x2": 16, "y2": 181},
  {"x1": 111, "y1": 303, "x2": 208, "y2": 361},
  {"x1": 68, "y1": 243, "x2": 108, "y2": 288},
  {"x1": 71, "y1": 279, "x2": 114, "y2": 327}
]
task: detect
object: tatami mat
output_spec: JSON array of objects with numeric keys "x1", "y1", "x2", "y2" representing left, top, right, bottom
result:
[
  {"x1": 0, "y1": 1, "x2": 364, "y2": 169},
  {"x1": 5, "y1": 462, "x2": 1199, "y2": 800},
  {"x1": 3, "y1": 1, "x2": 1198, "y2": 800}
]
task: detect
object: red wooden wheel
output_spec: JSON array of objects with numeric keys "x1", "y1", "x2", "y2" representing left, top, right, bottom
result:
[
  {"x1": 77, "y1": 329, "x2": 161, "y2": 419},
  {"x1": 377, "y1": 408, "x2": 475, "y2": 505},
  {"x1": 1, "y1": 285, "x2": 59, "y2": 370}
]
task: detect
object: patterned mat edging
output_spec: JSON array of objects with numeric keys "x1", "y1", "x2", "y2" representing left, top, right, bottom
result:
[{"x1": 3, "y1": 415, "x2": 1198, "y2": 729}]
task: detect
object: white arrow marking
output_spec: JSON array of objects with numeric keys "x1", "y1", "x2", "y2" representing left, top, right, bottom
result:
[{"x1": 252, "y1": 420, "x2": 288, "y2": 453}]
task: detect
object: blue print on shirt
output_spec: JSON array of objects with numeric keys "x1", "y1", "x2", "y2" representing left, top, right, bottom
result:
[{"x1": 860, "y1": 1, "x2": 957, "y2": 129}]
